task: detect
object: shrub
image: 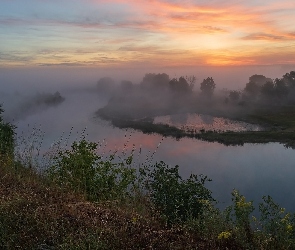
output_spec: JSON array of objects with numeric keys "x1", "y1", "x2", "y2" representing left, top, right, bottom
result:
[
  {"x1": 47, "y1": 139, "x2": 136, "y2": 201},
  {"x1": 0, "y1": 105, "x2": 15, "y2": 161},
  {"x1": 141, "y1": 161, "x2": 214, "y2": 225},
  {"x1": 258, "y1": 195, "x2": 295, "y2": 249},
  {"x1": 223, "y1": 190, "x2": 255, "y2": 247}
]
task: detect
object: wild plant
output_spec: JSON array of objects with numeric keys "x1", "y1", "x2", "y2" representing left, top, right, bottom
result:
[
  {"x1": 223, "y1": 189, "x2": 255, "y2": 247},
  {"x1": 47, "y1": 139, "x2": 137, "y2": 201},
  {"x1": 14, "y1": 124, "x2": 44, "y2": 169},
  {"x1": 256, "y1": 195, "x2": 295, "y2": 249},
  {"x1": 140, "y1": 161, "x2": 214, "y2": 225},
  {"x1": 0, "y1": 105, "x2": 15, "y2": 164}
]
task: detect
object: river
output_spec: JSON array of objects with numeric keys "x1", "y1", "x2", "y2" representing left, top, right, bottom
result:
[{"x1": 13, "y1": 89, "x2": 295, "y2": 212}]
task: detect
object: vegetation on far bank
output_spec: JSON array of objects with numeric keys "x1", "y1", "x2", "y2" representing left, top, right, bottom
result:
[
  {"x1": 96, "y1": 71, "x2": 295, "y2": 148},
  {"x1": 1, "y1": 106, "x2": 295, "y2": 249}
]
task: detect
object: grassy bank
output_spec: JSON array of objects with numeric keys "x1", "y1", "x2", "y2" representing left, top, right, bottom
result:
[{"x1": 1, "y1": 138, "x2": 295, "y2": 249}]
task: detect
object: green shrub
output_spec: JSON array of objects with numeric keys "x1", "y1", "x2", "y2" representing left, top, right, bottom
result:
[
  {"x1": 141, "y1": 161, "x2": 214, "y2": 225},
  {"x1": 0, "y1": 105, "x2": 15, "y2": 161},
  {"x1": 224, "y1": 190, "x2": 255, "y2": 247},
  {"x1": 47, "y1": 139, "x2": 137, "y2": 201},
  {"x1": 257, "y1": 195, "x2": 295, "y2": 249}
]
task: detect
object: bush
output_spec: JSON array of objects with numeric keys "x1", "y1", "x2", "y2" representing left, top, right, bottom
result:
[
  {"x1": 141, "y1": 161, "x2": 214, "y2": 225},
  {"x1": 224, "y1": 190, "x2": 255, "y2": 246},
  {"x1": 258, "y1": 195, "x2": 295, "y2": 249},
  {"x1": 0, "y1": 105, "x2": 15, "y2": 161},
  {"x1": 47, "y1": 139, "x2": 136, "y2": 201}
]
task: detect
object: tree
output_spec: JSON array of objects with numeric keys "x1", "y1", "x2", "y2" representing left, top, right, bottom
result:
[
  {"x1": 249, "y1": 74, "x2": 272, "y2": 86},
  {"x1": 283, "y1": 71, "x2": 295, "y2": 88},
  {"x1": 261, "y1": 81, "x2": 275, "y2": 99},
  {"x1": 169, "y1": 77, "x2": 192, "y2": 94},
  {"x1": 97, "y1": 77, "x2": 116, "y2": 93},
  {"x1": 274, "y1": 78, "x2": 288, "y2": 99},
  {"x1": 229, "y1": 90, "x2": 240, "y2": 102},
  {"x1": 244, "y1": 74, "x2": 272, "y2": 100},
  {"x1": 244, "y1": 81, "x2": 260, "y2": 95},
  {"x1": 141, "y1": 73, "x2": 170, "y2": 90},
  {"x1": 120, "y1": 80, "x2": 133, "y2": 92},
  {"x1": 200, "y1": 77, "x2": 216, "y2": 97}
]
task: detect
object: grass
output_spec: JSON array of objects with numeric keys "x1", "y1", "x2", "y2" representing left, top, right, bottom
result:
[{"x1": 0, "y1": 160, "x2": 230, "y2": 249}]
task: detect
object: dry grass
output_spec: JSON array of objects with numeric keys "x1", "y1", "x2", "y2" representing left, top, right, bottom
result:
[{"x1": 0, "y1": 161, "x2": 244, "y2": 249}]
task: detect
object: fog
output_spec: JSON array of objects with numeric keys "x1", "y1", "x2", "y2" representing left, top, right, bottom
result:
[
  {"x1": 1, "y1": 64, "x2": 293, "y2": 137},
  {"x1": 0, "y1": 64, "x2": 294, "y2": 144},
  {"x1": 1, "y1": 65, "x2": 295, "y2": 210},
  {"x1": 0, "y1": 64, "x2": 292, "y2": 93}
]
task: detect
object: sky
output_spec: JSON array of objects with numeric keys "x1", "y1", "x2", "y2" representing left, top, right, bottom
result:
[
  {"x1": 1, "y1": 0, "x2": 295, "y2": 69},
  {"x1": 1, "y1": 0, "x2": 295, "y2": 211}
]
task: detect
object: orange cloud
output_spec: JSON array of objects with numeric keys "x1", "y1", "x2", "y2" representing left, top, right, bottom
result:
[{"x1": 1, "y1": 0, "x2": 295, "y2": 67}]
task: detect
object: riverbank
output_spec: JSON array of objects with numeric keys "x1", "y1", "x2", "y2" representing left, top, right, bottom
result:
[
  {"x1": 1, "y1": 146, "x2": 295, "y2": 249},
  {"x1": 96, "y1": 105, "x2": 295, "y2": 148}
]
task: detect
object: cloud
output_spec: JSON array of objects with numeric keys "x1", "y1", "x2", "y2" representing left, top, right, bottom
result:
[
  {"x1": 242, "y1": 33, "x2": 286, "y2": 41},
  {"x1": 0, "y1": 52, "x2": 35, "y2": 64},
  {"x1": 1, "y1": 0, "x2": 295, "y2": 67},
  {"x1": 242, "y1": 32, "x2": 295, "y2": 42}
]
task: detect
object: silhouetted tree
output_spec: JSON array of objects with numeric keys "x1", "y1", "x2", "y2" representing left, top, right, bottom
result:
[
  {"x1": 229, "y1": 90, "x2": 240, "y2": 102},
  {"x1": 274, "y1": 78, "x2": 288, "y2": 99},
  {"x1": 44, "y1": 92, "x2": 65, "y2": 105},
  {"x1": 244, "y1": 81, "x2": 261, "y2": 98},
  {"x1": 249, "y1": 74, "x2": 272, "y2": 86},
  {"x1": 141, "y1": 73, "x2": 170, "y2": 90},
  {"x1": 97, "y1": 77, "x2": 116, "y2": 93},
  {"x1": 283, "y1": 71, "x2": 295, "y2": 88},
  {"x1": 185, "y1": 75, "x2": 196, "y2": 90},
  {"x1": 244, "y1": 74, "x2": 272, "y2": 101},
  {"x1": 200, "y1": 77, "x2": 216, "y2": 97},
  {"x1": 120, "y1": 80, "x2": 133, "y2": 92},
  {"x1": 261, "y1": 81, "x2": 275, "y2": 99},
  {"x1": 169, "y1": 77, "x2": 192, "y2": 94}
]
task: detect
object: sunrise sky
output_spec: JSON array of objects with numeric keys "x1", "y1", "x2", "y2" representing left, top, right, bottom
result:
[{"x1": 1, "y1": 0, "x2": 295, "y2": 68}]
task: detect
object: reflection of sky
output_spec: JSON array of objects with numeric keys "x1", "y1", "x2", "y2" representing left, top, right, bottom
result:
[
  {"x1": 154, "y1": 113, "x2": 262, "y2": 132},
  {"x1": 12, "y1": 90, "x2": 295, "y2": 212}
]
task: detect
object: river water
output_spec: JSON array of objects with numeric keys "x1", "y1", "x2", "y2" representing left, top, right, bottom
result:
[{"x1": 12, "y1": 90, "x2": 295, "y2": 212}]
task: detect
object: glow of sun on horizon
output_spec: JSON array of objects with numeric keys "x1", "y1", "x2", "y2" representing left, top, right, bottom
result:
[{"x1": 0, "y1": 0, "x2": 295, "y2": 67}]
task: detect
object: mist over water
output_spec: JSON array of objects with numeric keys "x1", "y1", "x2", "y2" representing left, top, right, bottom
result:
[{"x1": 1, "y1": 66, "x2": 295, "y2": 211}]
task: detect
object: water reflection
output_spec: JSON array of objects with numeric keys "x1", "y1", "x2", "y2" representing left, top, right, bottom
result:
[
  {"x1": 13, "y1": 90, "x2": 295, "y2": 212},
  {"x1": 154, "y1": 113, "x2": 262, "y2": 132}
]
